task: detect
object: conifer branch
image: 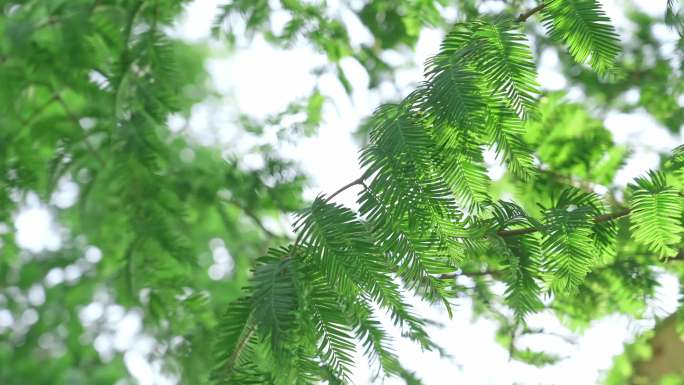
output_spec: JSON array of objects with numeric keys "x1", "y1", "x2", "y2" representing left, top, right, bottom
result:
[
  {"x1": 593, "y1": 208, "x2": 632, "y2": 223},
  {"x1": 324, "y1": 176, "x2": 365, "y2": 203},
  {"x1": 21, "y1": 94, "x2": 58, "y2": 127},
  {"x1": 54, "y1": 93, "x2": 107, "y2": 167},
  {"x1": 226, "y1": 201, "x2": 281, "y2": 239},
  {"x1": 516, "y1": 2, "x2": 547, "y2": 22},
  {"x1": 290, "y1": 176, "x2": 366, "y2": 254},
  {"x1": 224, "y1": 322, "x2": 257, "y2": 376},
  {"x1": 497, "y1": 207, "x2": 631, "y2": 237},
  {"x1": 439, "y1": 269, "x2": 501, "y2": 280},
  {"x1": 114, "y1": 0, "x2": 145, "y2": 117}
]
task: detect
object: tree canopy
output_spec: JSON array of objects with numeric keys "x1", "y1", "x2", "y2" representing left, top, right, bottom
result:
[{"x1": 2, "y1": 1, "x2": 684, "y2": 384}]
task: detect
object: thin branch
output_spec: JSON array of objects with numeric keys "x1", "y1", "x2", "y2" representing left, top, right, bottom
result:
[
  {"x1": 516, "y1": 2, "x2": 547, "y2": 22},
  {"x1": 522, "y1": 327, "x2": 578, "y2": 344},
  {"x1": 497, "y1": 208, "x2": 632, "y2": 237},
  {"x1": 21, "y1": 94, "x2": 58, "y2": 127},
  {"x1": 54, "y1": 93, "x2": 107, "y2": 167},
  {"x1": 224, "y1": 321, "x2": 256, "y2": 376},
  {"x1": 497, "y1": 226, "x2": 539, "y2": 237},
  {"x1": 536, "y1": 167, "x2": 609, "y2": 195},
  {"x1": 593, "y1": 208, "x2": 631, "y2": 223},
  {"x1": 439, "y1": 268, "x2": 501, "y2": 280},
  {"x1": 323, "y1": 176, "x2": 365, "y2": 204},
  {"x1": 113, "y1": 0, "x2": 145, "y2": 119},
  {"x1": 288, "y1": 176, "x2": 366, "y2": 256},
  {"x1": 123, "y1": 235, "x2": 144, "y2": 298},
  {"x1": 226, "y1": 200, "x2": 281, "y2": 239}
]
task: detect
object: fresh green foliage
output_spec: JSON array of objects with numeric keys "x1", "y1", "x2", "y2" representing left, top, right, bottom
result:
[
  {"x1": 629, "y1": 171, "x2": 684, "y2": 257},
  {"x1": 3, "y1": 1, "x2": 684, "y2": 385},
  {"x1": 541, "y1": 0, "x2": 621, "y2": 75},
  {"x1": 0, "y1": 1, "x2": 307, "y2": 384},
  {"x1": 210, "y1": 2, "x2": 683, "y2": 383},
  {"x1": 491, "y1": 202, "x2": 543, "y2": 318},
  {"x1": 667, "y1": 0, "x2": 684, "y2": 35},
  {"x1": 540, "y1": 189, "x2": 606, "y2": 292}
]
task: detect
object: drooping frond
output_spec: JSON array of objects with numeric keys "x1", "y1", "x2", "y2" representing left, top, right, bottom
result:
[
  {"x1": 425, "y1": 17, "x2": 539, "y2": 119},
  {"x1": 359, "y1": 104, "x2": 465, "y2": 242},
  {"x1": 469, "y1": 17, "x2": 540, "y2": 119},
  {"x1": 356, "y1": 104, "x2": 463, "y2": 306},
  {"x1": 486, "y1": 110, "x2": 536, "y2": 179},
  {"x1": 299, "y1": 267, "x2": 358, "y2": 381},
  {"x1": 666, "y1": 0, "x2": 684, "y2": 35},
  {"x1": 418, "y1": 16, "x2": 541, "y2": 203},
  {"x1": 358, "y1": 185, "x2": 456, "y2": 304},
  {"x1": 503, "y1": 235, "x2": 544, "y2": 319},
  {"x1": 211, "y1": 297, "x2": 257, "y2": 384},
  {"x1": 361, "y1": 105, "x2": 456, "y2": 212},
  {"x1": 414, "y1": 71, "x2": 492, "y2": 211},
  {"x1": 419, "y1": 65, "x2": 486, "y2": 141},
  {"x1": 294, "y1": 198, "x2": 398, "y2": 303},
  {"x1": 251, "y1": 253, "x2": 299, "y2": 354},
  {"x1": 541, "y1": 0, "x2": 621, "y2": 75},
  {"x1": 345, "y1": 299, "x2": 401, "y2": 377},
  {"x1": 295, "y1": 198, "x2": 433, "y2": 342},
  {"x1": 491, "y1": 202, "x2": 543, "y2": 318},
  {"x1": 540, "y1": 188, "x2": 605, "y2": 292},
  {"x1": 629, "y1": 171, "x2": 684, "y2": 257},
  {"x1": 437, "y1": 145, "x2": 492, "y2": 214}
]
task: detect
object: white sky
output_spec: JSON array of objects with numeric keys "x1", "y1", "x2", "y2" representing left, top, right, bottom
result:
[{"x1": 11, "y1": 0, "x2": 684, "y2": 384}]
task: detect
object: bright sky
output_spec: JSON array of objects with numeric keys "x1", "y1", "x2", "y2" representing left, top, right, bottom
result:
[{"x1": 12, "y1": 0, "x2": 684, "y2": 384}]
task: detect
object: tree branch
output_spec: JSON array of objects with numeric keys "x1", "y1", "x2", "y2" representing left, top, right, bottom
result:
[
  {"x1": 225, "y1": 200, "x2": 282, "y2": 239},
  {"x1": 288, "y1": 176, "x2": 366, "y2": 256},
  {"x1": 224, "y1": 322, "x2": 256, "y2": 377},
  {"x1": 54, "y1": 93, "x2": 107, "y2": 167},
  {"x1": 21, "y1": 94, "x2": 58, "y2": 127},
  {"x1": 323, "y1": 176, "x2": 365, "y2": 204},
  {"x1": 497, "y1": 208, "x2": 632, "y2": 237},
  {"x1": 439, "y1": 268, "x2": 501, "y2": 280},
  {"x1": 516, "y1": 2, "x2": 547, "y2": 22},
  {"x1": 593, "y1": 208, "x2": 632, "y2": 223}
]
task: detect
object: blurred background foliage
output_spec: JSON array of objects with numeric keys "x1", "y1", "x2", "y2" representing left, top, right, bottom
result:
[{"x1": 1, "y1": 0, "x2": 684, "y2": 384}]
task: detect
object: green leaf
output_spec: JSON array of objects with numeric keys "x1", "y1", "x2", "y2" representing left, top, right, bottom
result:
[
  {"x1": 491, "y1": 202, "x2": 544, "y2": 318},
  {"x1": 629, "y1": 171, "x2": 684, "y2": 257},
  {"x1": 542, "y1": 0, "x2": 621, "y2": 75},
  {"x1": 211, "y1": 297, "x2": 257, "y2": 384},
  {"x1": 471, "y1": 18, "x2": 540, "y2": 119},
  {"x1": 251, "y1": 253, "x2": 299, "y2": 353},
  {"x1": 541, "y1": 189, "x2": 604, "y2": 292}
]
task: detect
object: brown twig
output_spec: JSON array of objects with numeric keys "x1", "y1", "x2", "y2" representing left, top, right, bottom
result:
[{"x1": 516, "y1": 2, "x2": 547, "y2": 22}]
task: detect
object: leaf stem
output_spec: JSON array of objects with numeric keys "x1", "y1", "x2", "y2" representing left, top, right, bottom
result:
[
  {"x1": 439, "y1": 268, "x2": 501, "y2": 280},
  {"x1": 224, "y1": 322, "x2": 256, "y2": 376}
]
